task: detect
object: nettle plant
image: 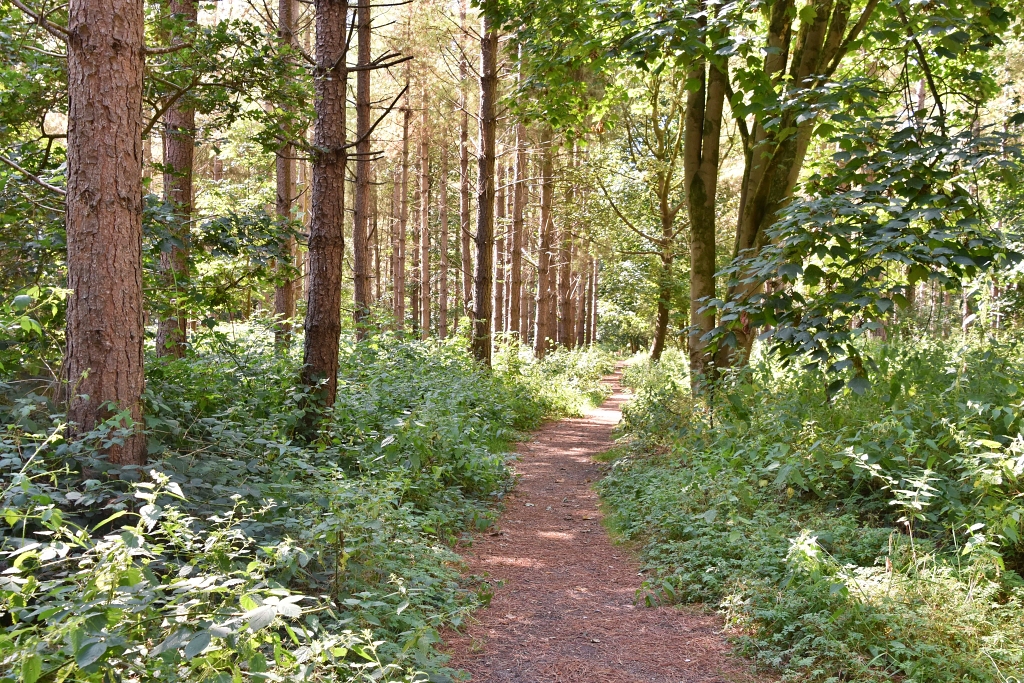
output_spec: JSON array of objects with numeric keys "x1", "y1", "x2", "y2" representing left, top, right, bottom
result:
[{"x1": 0, "y1": 428, "x2": 417, "y2": 683}]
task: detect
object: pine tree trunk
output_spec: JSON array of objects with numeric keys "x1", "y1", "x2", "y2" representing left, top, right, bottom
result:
[
  {"x1": 439, "y1": 149, "x2": 450, "y2": 338},
  {"x1": 273, "y1": 0, "x2": 298, "y2": 348},
  {"x1": 395, "y1": 86, "x2": 411, "y2": 330},
  {"x1": 556, "y1": 223, "x2": 571, "y2": 347},
  {"x1": 419, "y1": 89, "x2": 431, "y2": 339},
  {"x1": 371, "y1": 165, "x2": 380, "y2": 303},
  {"x1": 65, "y1": 0, "x2": 147, "y2": 464},
  {"x1": 533, "y1": 129, "x2": 554, "y2": 357},
  {"x1": 352, "y1": 0, "x2": 372, "y2": 337},
  {"x1": 575, "y1": 247, "x2": 587, "y2": 347},
  {"x1": 472, "y1": 10, "x2": 497, "y2": 365},
  {"x1": 156, "y1": 0, "x2": 197, "y2": 359},
  {"x1": 493, "y1": 160, "x2": 506, "y2": 338},
  {"x1": 459, "y1": 0, "x2": 473, "y2": 325},
  {"x1": 301, "y1": 0, "x2": 348, "y2": 408}
]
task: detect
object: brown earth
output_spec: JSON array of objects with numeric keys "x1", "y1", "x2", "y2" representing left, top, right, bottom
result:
[{"x1": 444, "y1": 366, "x2": 770, "y2": 683}]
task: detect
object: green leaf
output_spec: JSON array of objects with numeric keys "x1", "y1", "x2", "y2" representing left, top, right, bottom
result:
[
  {"x1": 75, "y1": 642, "x2": 107, "y2": 669},
  {"x1": 184, "y1": 630, "x2": 211, "y2": 660},
  {"x1": 848, "y1": 375, "x2": 871, "y2": 395},
  {"x1": 245, "y1": 605, "x2": 277, "y2": 631},
  {"x1": 21, "y1": 654, "x2": 42, "y2": 683}
]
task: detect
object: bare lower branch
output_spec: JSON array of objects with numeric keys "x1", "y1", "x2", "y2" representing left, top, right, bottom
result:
[
  {"x1": 11, "y1": 0, "x2": 68, "y2": 41},
  {"x1": 0, "y1": 153, "x2": 67, "y2": 196}
]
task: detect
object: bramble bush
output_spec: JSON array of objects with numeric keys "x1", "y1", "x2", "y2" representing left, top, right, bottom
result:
[
  {"x1": 602, "y1": 335, "x2": 1024, "y2": 682},
  {"x1": 0, "y1": 326, "x2": 611, "y2": 682}
]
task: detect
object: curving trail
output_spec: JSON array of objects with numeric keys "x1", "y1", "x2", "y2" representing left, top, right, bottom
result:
[{"x1": 445, "y1": 366, "x2": 769, "y2": 682}]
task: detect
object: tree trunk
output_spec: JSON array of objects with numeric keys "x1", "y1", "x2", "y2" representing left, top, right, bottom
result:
[
  {"x1": 511, "y1": 118, "x2": 525, "y2": 340},
  {"x1": 371, "y1": 164, "x2": 380, "y2": 303},
  {"x1": 493, "y1": 160, "x2": 506, "y2": 338},
  {"x1": 301, "y1": 0, "x2": 348, "y2": 408},
  {"x1": 65, "y1": 0, "x2": 147, "y2": 464},
  {"x1": 684, "y1": 54, "x2": 727, "y2": 383},
  {"x1": 589, "y1": 256, "x2": 598, "y2": 344},
  {"x1": 534, "y1": 129, "x2": 554, "y2": 357},
  {"x1": 720, "y1": 0, "x2": 867, "y2": 366},
  {"x1": 649, "y1": 254, "x2": 674, "y2": 361},
  {"x1": 274, "y1": 0, "x2": 298, "y2": 349},
  {"x1": 419, "y1": 88, "x2": 431, "y2": 339},
  {"x1": 156, "y1": 0, "x2": 197, "y2": 359},
  {"x1": 472, "y1": 10, "x2": 497, "y2": 365},
  {"x1": 459, "y1": 0, "x2": 473, "y2": 325},
  {"x1": 439, "y1": 147, "x2": 450, "y2": 337},
  {"x1": 352, "y1": 0, "x2": 372, "y2": 338},
  {"x1": 395, "y1": 83, "x2": 411, "y2": 330},
  {"x1": 575, "y1": 247, "x2": 587, "y2": 347},
  {"x1": 556, "y1": 219, "x2": 571, "y2": 347}
]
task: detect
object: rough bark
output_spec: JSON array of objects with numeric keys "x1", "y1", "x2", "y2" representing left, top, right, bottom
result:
[
  {"x1": 352, "y1": 0, "x2": 372, "y2": 337},
  {"x1": 493, "y1": 160, "x2": 506, "y2": 337},
  {"x1": 459, "y1": 0, "x2": 473, "y2": 325},
  {"x1": 274, "y1": 0, "x2": 298, "y2": 348},
  {"x1": 156, "y1": 0, "x2": 198, "y2": 359},
  {"x1": 301, "y1": 0, "x2": 348, "y2": 408},
  {"x1": 419, "y1": 89, "x2": 431, "y2": 338},
  {"x1": 439, "y1": 148, "x2": 450, "y2": 337},
  {"x1": 534, "y1": 129, "x2": 555, "y2": 357},
  {"x1": 472, "y1": 11, "x2": 497, "y2": 364},
  {"x1": 395, "y1": 83, "x2": 411, "y2": 329},
  {"x1": 65, "y1": 0, "x2": 147, "y2": 464},
  {"x1": 511, "y1": 120, "x2": 525, "y2": 340}
]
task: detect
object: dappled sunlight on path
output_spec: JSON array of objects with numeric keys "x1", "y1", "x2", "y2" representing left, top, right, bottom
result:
[{"x1": 445, "y1": 366, "x2": 770, "y2": 683}]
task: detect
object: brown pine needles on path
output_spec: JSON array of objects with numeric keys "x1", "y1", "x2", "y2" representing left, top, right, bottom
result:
[{"x1": 445, "y1": 364, "x2": 770, "y2": 682}]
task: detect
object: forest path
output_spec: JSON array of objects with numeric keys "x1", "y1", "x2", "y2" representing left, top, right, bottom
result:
[{"x1": 445, "y1": 365, "x2": 768, "y2": 682}]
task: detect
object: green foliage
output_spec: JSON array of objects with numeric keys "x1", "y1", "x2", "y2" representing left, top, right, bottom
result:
[
  {"x1": 0, "y1": 332, "x2": 607, "y2": 682},
  {"x1": 603, "y1": 335, "x2": 1024, "y2": 682}
]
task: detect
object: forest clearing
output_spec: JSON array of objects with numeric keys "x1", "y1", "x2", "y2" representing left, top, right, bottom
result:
[{"x1": 2, "y1": 0, "x2": 1024, "y2": 681}]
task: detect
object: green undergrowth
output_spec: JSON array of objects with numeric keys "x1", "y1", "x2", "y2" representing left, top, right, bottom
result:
[
  {"x1": 0, "y1": 328, "x2": 611, "y2": 683},
  {"x1": 599, "y1": 336, "x2": 1024, "y2": 683}
]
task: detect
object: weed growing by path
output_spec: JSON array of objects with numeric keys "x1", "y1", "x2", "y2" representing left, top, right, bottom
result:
[
  {"x1": 601, "y1": 336, "x2": 1024, "y2": 682},
  {"x1": 0, "y1": 330, "x2": 610, "y2": 682}
]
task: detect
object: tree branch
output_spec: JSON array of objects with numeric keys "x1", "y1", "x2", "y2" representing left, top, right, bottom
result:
[
  {"x1": 10, "y1": 0, "x2": 68, "y2": 41},
  {"x1": 0, "y1": 153, "x2": 67, "y2": 196},
  {"x1": 596, "y1": 178, "x2": 662, "y2": 245}
]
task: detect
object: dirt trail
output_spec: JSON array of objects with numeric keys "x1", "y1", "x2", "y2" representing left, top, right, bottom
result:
[{"x1": 445, "y1": 366, "x2": 768, "y2": 682}]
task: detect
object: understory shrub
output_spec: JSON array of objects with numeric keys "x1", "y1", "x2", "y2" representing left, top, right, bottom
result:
[
  {"x1": 601, "y1": 334, "x2": 1024, "y2": 683},
  {"x1": 0, "y1": 328, "x2": 608, "y2": 682}
]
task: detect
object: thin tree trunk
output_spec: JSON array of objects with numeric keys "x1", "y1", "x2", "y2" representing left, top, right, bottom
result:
[
  {"x1": 588, "y1": 256, "x2": 598, "y2": 344},
  {"x1": 419, "y1": 88, "x2": 431, "y2": 338},
  {"x1": 352, "y1": 0, "x2": 372, "y2": 337},
  {"x1": 371, "y1": 164, "x2": 380, "y2": 303},
  {"x1": 556, "y1": 217, "x2": 571, "y2": 347},
  {"x1": 575, "y1": 246, "x2": 587, "y2": 347},
  {"x1": 459, "y1": 0, "x2": 473, "y2": 325},
  {"x1": 156, "y1": 0, "x2": 197, "y2": 359},
  {"x1": 65, "y1": 0, "x2": 147, "y2": 464},
  {"x1": 395, "y1": 83, "x2": 411, "y2": 330},
  {"x1": 534, "y1": 128, "x2": 554, "y2": 357},
  {"x1": 472, "y1": 9, "x2": 497, "y2": 364},
  {"x1": 493, "y1": 159, "x2": 506, "y2": 338},
  {"x1": 273, "y1": 0, "x2": 298, "y2": 348},
  {"x1": 301, "y1": 0, "x2": 348, "y2": 408},
  {"x1": 439, "y1": 147, "x2": 450, "y2": 338}
]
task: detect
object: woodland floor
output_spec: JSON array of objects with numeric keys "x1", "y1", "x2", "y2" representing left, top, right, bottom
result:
[{"x1": 445, "y1": 366, "x2": 771, "y2": 683}]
